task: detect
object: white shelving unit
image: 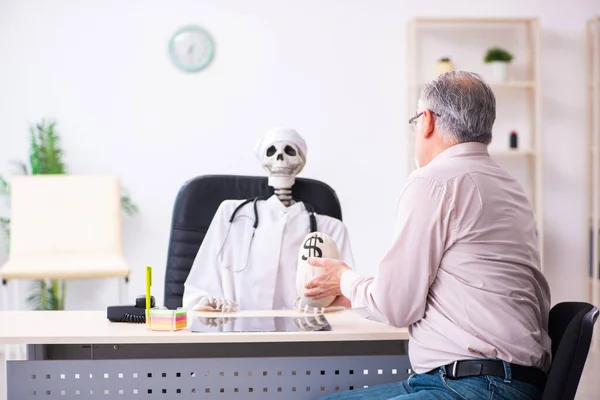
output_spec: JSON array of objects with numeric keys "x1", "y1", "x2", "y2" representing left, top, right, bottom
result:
[
  {"x1": 586, "y1": 17, "x2": 600, "y2": 314},
  {"x1": 405, "y1": 17, "x2": 543, "y2": 268}
]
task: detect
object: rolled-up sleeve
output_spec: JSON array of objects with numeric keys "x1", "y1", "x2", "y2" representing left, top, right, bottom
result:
[{"x1": 340, "y1": 176, "x2": 454, "y2": 327}]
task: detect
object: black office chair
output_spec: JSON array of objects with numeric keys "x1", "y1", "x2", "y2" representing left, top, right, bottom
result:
[
  {"x1": 163, "y1": 174, "x2": 344, "y2": 310},
  {"x1": 542, "y1": 302, "x2": 599, "y2": 400}
]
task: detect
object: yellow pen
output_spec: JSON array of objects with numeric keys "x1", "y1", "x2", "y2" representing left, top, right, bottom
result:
[{"x1": 146, "y1": 266, "x2": 152, "y2": 311}]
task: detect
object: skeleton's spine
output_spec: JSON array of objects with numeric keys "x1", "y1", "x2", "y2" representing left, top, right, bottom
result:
[{"x1": 275, "y1": 188, "x2": 293, "y2": 206}]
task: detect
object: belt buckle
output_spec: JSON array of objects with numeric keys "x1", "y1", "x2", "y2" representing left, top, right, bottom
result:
[{"x1": 449, "y1": 361, "x2": 459, "y2": 379}]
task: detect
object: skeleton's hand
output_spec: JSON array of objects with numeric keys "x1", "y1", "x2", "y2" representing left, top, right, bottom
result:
[
  {"x1": 293, "y1": 296, "x2": 347, "y2": 314},
  {"x1": 214, "y1": 298, "x2": 238, "y2": 313},
  {"x1": 193, "y1": 296, "x2": 239, "y2": 313},
  {"x1": 294, "y1": 296, "x2": 325, "y2": 314},
  {"x1": 293, "y1": 314, "x2": 329, "y2": 331}
]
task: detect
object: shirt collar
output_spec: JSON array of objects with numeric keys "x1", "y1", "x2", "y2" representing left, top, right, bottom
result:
[
  {"x1": 428, "y1": 141, "x2": 489, "y2": 166},
  {"x1": 266, "y1": 194, "x2": 306, "y2": 218}
]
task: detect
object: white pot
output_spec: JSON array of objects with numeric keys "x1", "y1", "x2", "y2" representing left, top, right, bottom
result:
[
  {"x1": 436, "y1": 60, "x2": 455, "y2": 77},
  {"x1": 490, "y1": 61, "x2": 509, "y2": 82}
]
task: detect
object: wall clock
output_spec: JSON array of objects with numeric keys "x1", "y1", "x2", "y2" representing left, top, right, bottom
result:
[{"x1": 169, "y1": 25, "x2": 215, "y2": 72}]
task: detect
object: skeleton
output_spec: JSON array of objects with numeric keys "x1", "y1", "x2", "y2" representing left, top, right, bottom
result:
[
  {"x1": 259, "y1": 130, "x2": 345, "y2": 312},
  {"x1": 192, "y1": 128, "x2": 347, "y2": 314}
]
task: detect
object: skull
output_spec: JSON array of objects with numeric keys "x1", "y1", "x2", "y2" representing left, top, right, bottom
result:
[{"x1": 261, "y1": 140, "x2": 306, "y2": 189}]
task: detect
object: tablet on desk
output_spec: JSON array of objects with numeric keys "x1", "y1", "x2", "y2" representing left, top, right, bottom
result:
[{"x1": 190, "y1": 315, "x2": 332, "y2": 333}]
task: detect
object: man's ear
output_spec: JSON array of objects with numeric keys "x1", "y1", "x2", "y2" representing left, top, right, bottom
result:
[{"x1": 421, "y1": 109, "x2": 436, "y2": 139}]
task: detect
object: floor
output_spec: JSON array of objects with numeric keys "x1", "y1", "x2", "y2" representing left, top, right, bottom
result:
[
  {"x1": 1, "y1": 348, "x2": 599, "y2": 399},
  {"x1": 575, "y1": 347, "x2": 600, "y2": 399}
]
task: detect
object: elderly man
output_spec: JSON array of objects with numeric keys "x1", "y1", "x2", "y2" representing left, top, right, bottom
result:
[{"x1": 306, "y1": 70, "x2": 551, "y2": 400}]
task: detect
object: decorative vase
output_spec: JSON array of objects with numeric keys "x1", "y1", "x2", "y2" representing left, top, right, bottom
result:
[
  {"x1": 436, "y1": 58, "x2": 455, "y2": 77},
  {"x1": 490, "y1": 61, "x2": 509, "y2": 82}
]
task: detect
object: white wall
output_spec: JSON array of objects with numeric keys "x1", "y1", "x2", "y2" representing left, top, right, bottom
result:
[{"x1": 0, "y1": 0, "x2": 598, "y2": 310}]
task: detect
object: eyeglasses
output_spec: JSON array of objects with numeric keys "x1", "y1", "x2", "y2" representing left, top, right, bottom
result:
[{"x1": 408, "y1": 110, "x2": 441, "y2": 130}]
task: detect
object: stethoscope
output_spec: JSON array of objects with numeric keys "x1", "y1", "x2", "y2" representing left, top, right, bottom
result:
[{"x1": 216, "y1": 196, "x2": 318, "y2": 273}]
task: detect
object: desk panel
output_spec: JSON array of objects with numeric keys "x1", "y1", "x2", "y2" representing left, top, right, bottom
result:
[{"x1": 8, "y1": 355, "x2": 411, "y2": 399}]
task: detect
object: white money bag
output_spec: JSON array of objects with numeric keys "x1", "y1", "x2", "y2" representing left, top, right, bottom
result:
[{"x1": 296, "y1": 232, "x2": 340, "y2": 308}]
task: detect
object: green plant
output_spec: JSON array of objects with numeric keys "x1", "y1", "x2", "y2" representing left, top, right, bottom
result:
[
  {"x1": 0, "y1": 119, "x2": 138, "y2": 310},
  {"x1": 484, "y1": 47, "x2": 513, "y2": 63},
  {"x1": 26, "y1": 279, "x2": 66, "y2": 311}
]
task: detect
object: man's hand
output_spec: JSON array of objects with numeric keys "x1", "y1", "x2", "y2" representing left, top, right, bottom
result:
[
  {"x1": 304, "y1": 257, "x2": 351, "y2": 300},
  {"x1": 330, "y1": 295, "x2": 352, "y2": 308}
]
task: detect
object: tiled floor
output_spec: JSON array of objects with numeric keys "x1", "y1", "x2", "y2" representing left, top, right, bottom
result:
[{"x1": 1, "y1": 348, "x2": 599, "y2": 399}]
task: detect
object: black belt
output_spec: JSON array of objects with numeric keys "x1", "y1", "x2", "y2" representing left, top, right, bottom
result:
[{"x1": 431, "y1": 360, "x2": 547, "y2": 390}]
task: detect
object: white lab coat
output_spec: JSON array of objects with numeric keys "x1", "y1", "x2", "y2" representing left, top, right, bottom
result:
[{"x1": 183, "y1": 195, "x2": 355, "y2": 311}]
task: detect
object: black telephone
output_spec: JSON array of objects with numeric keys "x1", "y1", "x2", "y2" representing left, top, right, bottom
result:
[{"x1": 106, "y1": 295, "x2": 155, "y2": 323}]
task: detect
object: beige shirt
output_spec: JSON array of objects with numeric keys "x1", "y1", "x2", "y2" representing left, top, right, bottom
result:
[{"x1": 341, "y1": 142, "x2": 552, "y2": 374}]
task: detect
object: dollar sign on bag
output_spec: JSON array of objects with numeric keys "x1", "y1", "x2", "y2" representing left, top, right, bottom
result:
[{"x1": 302, "y1": 235, "x2": 323, "y2": 260}]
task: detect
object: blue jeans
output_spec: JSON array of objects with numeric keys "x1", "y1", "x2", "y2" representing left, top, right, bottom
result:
[{"x1": 317, "y1": 362, "x2": 542, "y2": 400}]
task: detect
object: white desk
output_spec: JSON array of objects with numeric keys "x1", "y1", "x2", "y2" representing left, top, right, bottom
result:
[{"x1": 0, "y1": 310, "x2": 410, "y2": 399}]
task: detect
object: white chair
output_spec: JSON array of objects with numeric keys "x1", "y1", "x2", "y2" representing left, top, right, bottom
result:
[{"x1": 0, "y1": 174, "x2": 130, "y2": 312}]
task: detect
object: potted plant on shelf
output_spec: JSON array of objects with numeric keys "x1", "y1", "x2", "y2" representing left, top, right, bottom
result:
[
  {"x1": 0, "y1": 119, "x2": 138, "y2": 310},
  {"x1": 484, "y1": 46, "x2": 513, "y2": 82},
  {"x1": 436, "y1": 57, "x2": 455, "y2": 77}
]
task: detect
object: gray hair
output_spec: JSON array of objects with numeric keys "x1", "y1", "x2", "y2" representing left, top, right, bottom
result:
[{"x1": 418, "y1": 70, "x2": 496, "y2": 145}]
